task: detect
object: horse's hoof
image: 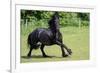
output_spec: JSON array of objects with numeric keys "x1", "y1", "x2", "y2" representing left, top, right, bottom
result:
[
  {"x1": 62, "y1": 54, "x2": 69, "y2": 57},
  {"x1": 27, "y1": 54, "x2": 31, "y2": 58},
  {"x1": 67, "y1": 49, "x2": 72, "y2": 55},
  {"x1": 43, "y1": 55, "x2": 50, "y2": 58}
]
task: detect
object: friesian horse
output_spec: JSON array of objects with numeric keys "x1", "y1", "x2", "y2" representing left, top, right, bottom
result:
[{"x1": 27, "y1": 12, "x2": 72, "y2": 57}]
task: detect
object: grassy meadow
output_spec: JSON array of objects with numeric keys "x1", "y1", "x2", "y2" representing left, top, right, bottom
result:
[{"x1": 20, "y1": 26, "x2": 89, "y2": 63}]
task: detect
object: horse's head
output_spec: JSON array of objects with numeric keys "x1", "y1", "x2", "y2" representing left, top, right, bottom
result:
[
  {"x1": 48, "y1": 11, "x2": 60, "y2": 31},
  {"x1": 53, "y1": 12, "x2": 59, "y2": 20}
]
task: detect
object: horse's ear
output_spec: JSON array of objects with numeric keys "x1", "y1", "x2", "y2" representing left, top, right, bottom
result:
[
  {"x1": 53, "y1": 12, "x2": 59, "y2": 19},
  {"x1": 54, "y1": 12, "x2": 59, "y2": 16}
]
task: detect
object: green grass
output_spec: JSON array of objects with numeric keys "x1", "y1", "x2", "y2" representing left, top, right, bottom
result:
[{"x1": 20, "y1": 26, "x2": 89, "y2": 63}]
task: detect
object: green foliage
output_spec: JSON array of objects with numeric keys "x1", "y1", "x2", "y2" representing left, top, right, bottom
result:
[
  {"x1": 20, "y1": 10, "x2": 90, "y2": 28},
  {"x1": 60, "y1": 14, "x2": 78, "y2": 26},
  {"x1": 82, "y1": 20, "x2": 89, "y2": 26},
  {"x1": 77, "y1": 13, "x2": 90, "y2": 21}
]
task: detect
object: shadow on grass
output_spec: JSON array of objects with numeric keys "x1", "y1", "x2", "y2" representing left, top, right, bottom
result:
[{"x1": 21, "y1": 55, "x2": 60, "y2": 59}]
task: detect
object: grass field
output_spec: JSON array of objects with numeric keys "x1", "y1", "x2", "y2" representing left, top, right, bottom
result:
[{"x1": 20, "y1": 26, "x2": 89, "y2": 63}]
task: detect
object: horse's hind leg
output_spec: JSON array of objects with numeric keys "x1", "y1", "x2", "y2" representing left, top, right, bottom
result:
[
  {"x1": 40, "y1": 44, "x2": 48, "y2": 57},
  {"x1": 27, "y1": 46, "x2": 33, "y2": 57}
]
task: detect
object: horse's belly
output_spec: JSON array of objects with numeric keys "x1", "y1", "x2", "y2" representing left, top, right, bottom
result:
[
  {"x1": 39, "y1": 39, "x2": 52, "y2": 45},
  {"x1": 39, "y1": 36, "x2": 53, "y2": 45}
]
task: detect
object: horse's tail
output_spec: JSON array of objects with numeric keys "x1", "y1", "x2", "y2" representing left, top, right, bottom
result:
[
  {"x1": 27, "y1": 32, "x2": 40, "y2": 50},
  {"x1": 27, "y1": 33, "x2": 31, "y2": 48}
]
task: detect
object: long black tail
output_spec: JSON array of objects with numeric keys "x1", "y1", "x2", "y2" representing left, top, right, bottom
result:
[{"x1": 27, "y1": 33, "x2": 31, "y2": 47}]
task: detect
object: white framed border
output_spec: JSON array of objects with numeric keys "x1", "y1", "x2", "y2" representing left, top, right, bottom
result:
[{"x1": 11, "y1": 1, "x2": 96, "y2": 73}]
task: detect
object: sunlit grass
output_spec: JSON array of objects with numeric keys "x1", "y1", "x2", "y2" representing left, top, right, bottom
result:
[{"x1": 20, "y1": 26, "x2": 89, "y2": 63}]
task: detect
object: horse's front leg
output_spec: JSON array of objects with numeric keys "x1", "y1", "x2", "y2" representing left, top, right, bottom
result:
[
  {"x1": 61, "y1": 45, "x2": 68, "y2": 57},
  {"x1": 56, "y1": 41, "x2": 72, "y2": 55}
]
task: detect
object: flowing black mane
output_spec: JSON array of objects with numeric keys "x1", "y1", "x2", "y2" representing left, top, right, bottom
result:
[{"x1": 48, "y1": 12, "x2": 60, "y2": 32}]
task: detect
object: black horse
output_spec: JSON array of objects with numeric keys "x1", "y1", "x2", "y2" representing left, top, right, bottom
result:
[{"x1": 27, "y1": 12, "x2": 72, "y2": 57}]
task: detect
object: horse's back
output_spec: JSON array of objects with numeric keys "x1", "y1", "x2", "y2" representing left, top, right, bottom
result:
[{"x1": 36, "y1": 28, "x2": 54, "y2": 45}]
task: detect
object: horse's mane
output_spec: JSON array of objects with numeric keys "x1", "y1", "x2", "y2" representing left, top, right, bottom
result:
[{"x1": 48, "y1": 12, "x2": 60, "y2": 32}]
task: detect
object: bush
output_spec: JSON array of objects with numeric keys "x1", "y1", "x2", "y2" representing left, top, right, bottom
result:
[{"x1": 82, "y1": 21, "x2": 89, "y2": 26}]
